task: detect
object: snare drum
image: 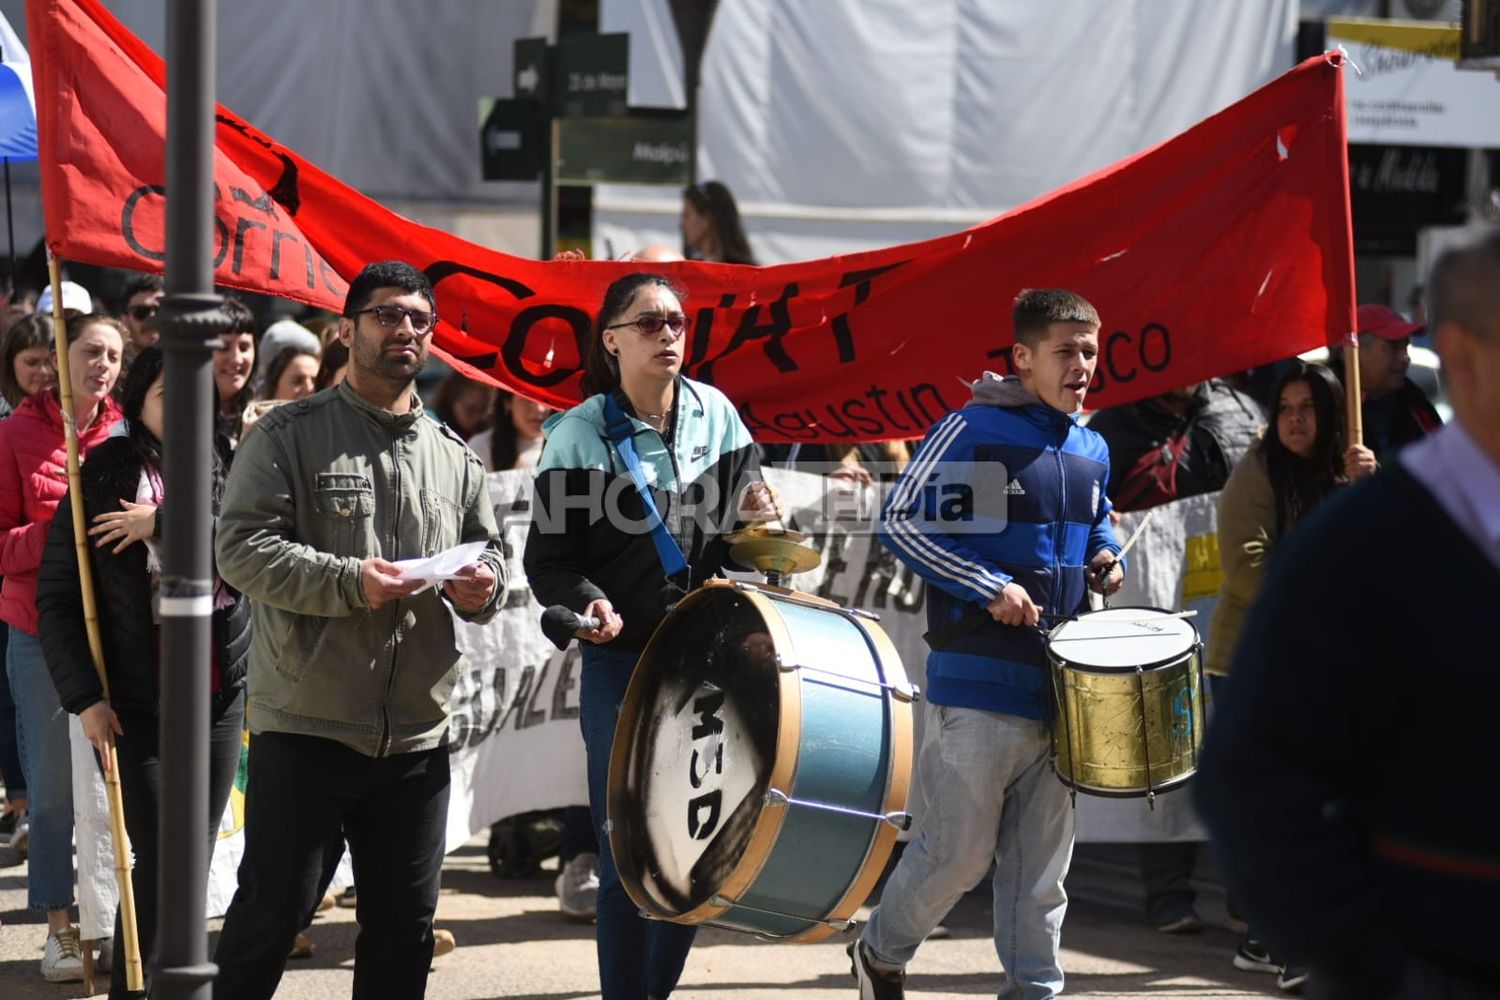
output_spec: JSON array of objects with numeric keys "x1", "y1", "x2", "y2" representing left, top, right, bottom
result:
[
  {"x1": 1046, "y1": 607, "x2": 1204, "y2": 798},
  {"x1": 607, "y1": 580, "x2": 913, "y2": 942}
]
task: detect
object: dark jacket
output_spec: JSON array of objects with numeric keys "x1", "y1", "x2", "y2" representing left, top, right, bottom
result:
[
  {"x1": 36, "y1": 435, "x2": 250, "y2": 716},
  {"x1": 1328, "y1": 358, "x2": 1442, "y2": 464},
  {"x1": 879, "y1": 374, "x2": 1119, "y2": 719},
  {"x1": 1086, "y1": 379, "x2": 1262, "y2": 511},
  {"x1": 1196, "y1": 464, "x2": 1500, "y2": 995},
  {"x1": 524, "y1": 377, "x2": 762, "y2": 652}
]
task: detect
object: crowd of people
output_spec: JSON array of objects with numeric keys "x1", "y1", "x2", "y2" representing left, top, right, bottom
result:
[{"x1": 0, "y1": 184, "x2": 1492, "y2": 1000}]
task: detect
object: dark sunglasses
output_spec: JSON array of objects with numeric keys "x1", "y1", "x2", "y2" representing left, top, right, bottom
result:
[
  {"x1": 605, "y1": 312, "x2": 690, "y2": 336},
  {"x1": 350, "y1": 304, "x2": 437, "y2": 334},
  {"x1": 128, "y1": 304, "x2": 159, "y2": 322}
]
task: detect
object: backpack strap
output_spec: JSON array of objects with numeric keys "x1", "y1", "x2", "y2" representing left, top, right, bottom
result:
[{"x1": 601, "y1": 394, "x2": 690, "y2": 581}]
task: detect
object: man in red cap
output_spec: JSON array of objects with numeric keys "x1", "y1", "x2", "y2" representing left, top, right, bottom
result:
[{"x1": 1332, "y1": 304, "x2": 1442, "y2": 464}]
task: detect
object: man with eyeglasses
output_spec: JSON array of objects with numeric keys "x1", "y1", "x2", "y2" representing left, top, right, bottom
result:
[
  {"x1": 118, "y1": 272, "x2": 164, "y2": 361},
  {"x1": 213, "y1": 260, "x2": 504, "y2": 1000}
]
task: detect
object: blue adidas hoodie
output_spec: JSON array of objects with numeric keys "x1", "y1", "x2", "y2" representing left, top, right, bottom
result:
[{"x1": 879, "y1": 372, "x2": 1120, "y2": 719}]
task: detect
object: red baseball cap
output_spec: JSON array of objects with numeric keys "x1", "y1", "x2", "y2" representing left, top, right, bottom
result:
[{"x1": 1356, "y1": 304, "x2": 1422, "y2": 341}]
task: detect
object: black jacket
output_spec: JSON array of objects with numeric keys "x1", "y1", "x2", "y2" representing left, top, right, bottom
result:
[
  {"x1": 1196, "y1": 465, "x2": 1500, "y2": 995},
  {"x1": 1087, "y1": 379, "x2": 1263, "y2": 511},
  {"x1": 37, "y1": 436, "x2": 250, "y2": 716}
]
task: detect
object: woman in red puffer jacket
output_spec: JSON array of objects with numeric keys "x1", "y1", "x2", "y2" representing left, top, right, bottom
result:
[{"x1": 0, "y1": 313, "x2": 123, "y2": 983}]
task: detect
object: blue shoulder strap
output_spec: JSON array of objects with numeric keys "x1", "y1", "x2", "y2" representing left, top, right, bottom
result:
[{"x1": 601, "y1": 394, "x2": 689, "y2": 580}]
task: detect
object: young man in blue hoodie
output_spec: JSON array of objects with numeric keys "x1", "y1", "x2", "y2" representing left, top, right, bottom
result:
[{"x1": 853, "y1": 288, "x2": 1123, "y2": 1000}]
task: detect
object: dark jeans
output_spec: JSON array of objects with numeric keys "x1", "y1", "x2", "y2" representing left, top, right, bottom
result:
[
  {"x1": 110, "y1": 689, "x2": 245, "y2": 1000},
  {"x1": 581, "y1": 644, "x2": 696, "y2": 1000},
  {"x1": 0, "y1": 623, "x2": 24, "y2": 800},
  {"x1": 561, "y1": 804, "x2": 597, "y2": 861},
  {"x1": 1139, "y1": 841, "x2": 1199, "y2": 919},
  {"x1": 212, "y1": 732, "x2": 450, "y2": 1000}
]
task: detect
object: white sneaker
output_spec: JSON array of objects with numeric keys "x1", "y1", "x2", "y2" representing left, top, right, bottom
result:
[
  {"x1": 8, "y1": 817, "x2": 28, "y2": 856},
  {"x1": 41, "y1": 926, "x2": 85, "y2": 983},
  {"x1": 555, "y1": 852, "x2": 599, "y2": 920}
]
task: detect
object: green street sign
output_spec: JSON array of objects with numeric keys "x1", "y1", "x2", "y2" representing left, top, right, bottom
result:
[
  {"x1": 555, "y1": 32, "x2": 629, "y2": 118},
  {"x1": 513, "y1": 36, "x2": 552, "y2": 109},
  {"x1": 556, "y1": 114, "x2": 692, "y2": 186},
  {"x1": 478, "y1": 98, "x2": 542, "y2": 181}
]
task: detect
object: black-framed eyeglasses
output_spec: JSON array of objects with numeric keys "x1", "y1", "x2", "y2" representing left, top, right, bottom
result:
[
  {"x1": 350, "y1": 304, "x2": 437, "y2": 334},
  {"x1": 605, "y1": 312, "x2": 689, "y2": 337},
  {"x1": 128, "y1": 304, "x2": 159, "y2": 322}
]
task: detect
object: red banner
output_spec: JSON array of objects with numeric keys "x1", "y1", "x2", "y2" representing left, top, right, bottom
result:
[{"x1": 29, "y1": 0, "x2": 1355, "y2": 443}]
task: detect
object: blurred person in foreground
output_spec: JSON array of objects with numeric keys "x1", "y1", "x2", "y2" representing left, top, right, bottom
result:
[{"x1": 1197, "y1": 231, "x2": 1500, "y2": 1000}]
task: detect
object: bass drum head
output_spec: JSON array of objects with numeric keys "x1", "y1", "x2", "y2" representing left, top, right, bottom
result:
[
  {"x1": 610, "y1": 588, "x2": 782, "y2": 917},
  {"x1": 1048, "y1": 607, "x2": 1198, "y2": 672}
]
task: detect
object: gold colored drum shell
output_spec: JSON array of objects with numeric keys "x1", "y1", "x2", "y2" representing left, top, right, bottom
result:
[{"x1": 1049, "y1": 651, "x2": 1204, "y2": 795}]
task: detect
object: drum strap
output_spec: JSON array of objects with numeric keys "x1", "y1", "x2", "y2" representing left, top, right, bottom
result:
[{"x1": 601, "y1": 394, "x2": 691, "y2": 581}]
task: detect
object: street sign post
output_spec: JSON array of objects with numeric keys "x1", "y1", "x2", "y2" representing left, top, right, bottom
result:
[
  {"x1": 557, "y1": 114, "x2": 692, "y2": 186},
  {"x1": 478, "y1": 98, "x2": 542, "y2": 182},
  {"x1": 490, "y1": 30, "x2": 693, "y2": 257}
]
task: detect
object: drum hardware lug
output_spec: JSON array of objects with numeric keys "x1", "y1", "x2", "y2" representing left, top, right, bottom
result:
[
  {"x1": 602, "y1": 819, "x2": 614, "y2": 834},
  {"x1": 709, "y1": 894, "x2": 736, "y2": 908},
  {"x1": 775, "y1": 654, "x2": 796, "y2": 672},
  {"x1": 763, "y1": 788, "x2": 791, "y2": 808},
  {"x1": 847, "y1": 607, "x2": 881, "y2": 621},
  {"x1": 883, "y1": 811, "x2": 913, "y2": 831},
  {"x1": 733, "y1": 581, "x2": 760, "y2": 593},
  {"x1": 826, "y1": 917, "x2": 853, "y2": 931}
]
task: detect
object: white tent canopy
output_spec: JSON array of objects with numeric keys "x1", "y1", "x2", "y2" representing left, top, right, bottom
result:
[{"x1": 596, "y1": 0, "x2": 1297, "y2": 264}]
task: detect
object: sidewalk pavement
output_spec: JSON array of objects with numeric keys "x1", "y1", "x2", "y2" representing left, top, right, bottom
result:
[{"x1": 0, "y1": 839, "x2": 1280, "y2": 999}]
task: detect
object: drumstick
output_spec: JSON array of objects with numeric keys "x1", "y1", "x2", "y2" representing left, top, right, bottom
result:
[{"x1": 1112, "y1": 508, "x2": 1155, "y2": 565}]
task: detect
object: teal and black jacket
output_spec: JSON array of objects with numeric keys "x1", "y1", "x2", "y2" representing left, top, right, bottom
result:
[{"x1": 523, "y1": 376, "x2": 762, "y2": 652}]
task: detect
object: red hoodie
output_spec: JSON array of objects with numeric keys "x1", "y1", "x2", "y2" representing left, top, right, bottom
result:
[{"x1": 0, "y1": 390, "x2": 123, "y2": 635}]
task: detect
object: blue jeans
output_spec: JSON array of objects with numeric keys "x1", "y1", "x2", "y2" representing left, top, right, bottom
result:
[
  {"x1": 863, "y1": 703, "x2": 1075, "y2": 1000},
  {"x1": 580, "y1": 643, "x2": 696, "y2": 1000},
  {"x1": 6, "y1": 628, "x2": 75, "y2": 910},
  {"x1": 0, "y1": 623, "x2": 27, "y2": 800}
]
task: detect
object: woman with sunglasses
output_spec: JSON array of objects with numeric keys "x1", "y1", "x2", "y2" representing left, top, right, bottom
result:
[{"x1": 524, "y1": 272, "x2": 778, "y2": 1000}]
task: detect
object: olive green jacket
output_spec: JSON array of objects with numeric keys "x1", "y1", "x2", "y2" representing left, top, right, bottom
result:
[
  {"x1": 217, "y1": 380, "x2": 504, "y2": 756},
  {"x1": 1205, "y1": 434, "x2": 1274, "y2": 676}
]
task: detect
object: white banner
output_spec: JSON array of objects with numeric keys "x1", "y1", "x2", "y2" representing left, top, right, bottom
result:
[
  {"x1": 202, "y1": 470, "x2": 1229, "y2": 914},
  {"x1": 1330, "y1": 18, "x2": 1500, "y2": 148}
]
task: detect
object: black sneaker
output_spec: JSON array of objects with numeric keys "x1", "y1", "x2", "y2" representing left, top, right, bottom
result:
[
  {"x1": 1277, "y1": 965, "x2": 1309, "y2": 993},
  {"x1": 1233, "y1": 939, "x2": 1279, "y2": 974},
  {"x1": 847, "y1": 940, "x2": 905, "y2": 1000}
]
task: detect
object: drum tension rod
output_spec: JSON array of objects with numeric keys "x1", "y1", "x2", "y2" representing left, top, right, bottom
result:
[
  {"x1": 783, "y1": 662, "x2": 918, "y2": 703},
  {"x1": 703, "y1": 894, "x2": 854, "y2": 934},
  {"x1": 763, "y1": 787, "x2": 912, "y2": 831},
  {"x1": 1135, "y1": 666, "x2": 1157, "y2": 811}
]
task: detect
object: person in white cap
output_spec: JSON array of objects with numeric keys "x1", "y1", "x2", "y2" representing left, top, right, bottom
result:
[{"x1": 36, "y1": 280, "x2": 93, "y2": 319}]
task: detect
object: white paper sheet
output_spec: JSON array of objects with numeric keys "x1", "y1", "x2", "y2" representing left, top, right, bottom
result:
[{"x1": 393, "y1": 540, "x2": 489, "y2": 592}]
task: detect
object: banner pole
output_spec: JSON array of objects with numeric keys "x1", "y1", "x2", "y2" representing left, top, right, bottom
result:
[
  {"x1": 47, "y1": 251, "x2": 145, "y2": 993},
  {"x1": 1345, "y1": 331, "x2": 1363, "y2": 448}
]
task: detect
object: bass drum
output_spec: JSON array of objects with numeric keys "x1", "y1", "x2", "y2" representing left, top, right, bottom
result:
[{"x1": 607, "y1": 580, "x2": 913, "y2": 942}]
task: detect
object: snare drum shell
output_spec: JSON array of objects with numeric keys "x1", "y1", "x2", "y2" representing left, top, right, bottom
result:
[{"x1": 1047, "y1": 608, "x2": 1206, "y2": 797}]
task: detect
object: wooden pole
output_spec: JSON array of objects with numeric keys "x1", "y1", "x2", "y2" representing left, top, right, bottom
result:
[
  {"x1": 47, "y1": 253, "x2": 144, "y2": 992},
  {"x1": 1345, "y1": 330, "x2": 1364, "y2": 448}
]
